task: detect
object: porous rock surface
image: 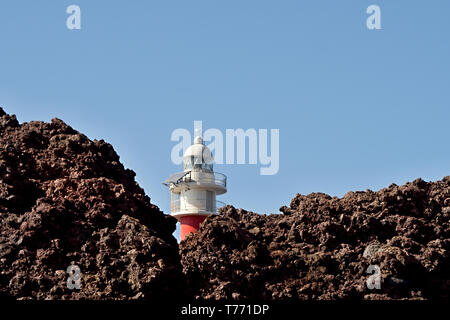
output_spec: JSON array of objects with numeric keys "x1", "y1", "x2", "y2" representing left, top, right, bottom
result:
[
  {"x1": 0, "y1": 108, "x2": 183, "y2": 299},
  {"x1": 1, "y1": 107, "x2": 449, "y2": 301},
  {"x1": 181, "y1": 177, "x2": 450, "y2": 300}
]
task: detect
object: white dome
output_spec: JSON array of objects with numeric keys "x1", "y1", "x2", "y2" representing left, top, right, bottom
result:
[
  {"x1": 194, "y1": 136, "x2": 203, "y2": 144},
  {"x1": 183, "y1": 136, "x2": 214, "y2": 171}
]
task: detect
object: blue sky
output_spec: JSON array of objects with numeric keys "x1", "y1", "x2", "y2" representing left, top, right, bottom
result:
[{"x1": 1, "y1": 1, "x2": 449, "y2": 240}]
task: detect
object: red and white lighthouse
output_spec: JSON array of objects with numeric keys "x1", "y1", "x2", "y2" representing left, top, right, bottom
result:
[{"x1": 163, "y1": 136, "x2": 227, "y2": 241}]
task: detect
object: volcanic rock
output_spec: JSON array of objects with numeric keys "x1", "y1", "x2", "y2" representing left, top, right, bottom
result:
[
  {"x1": 180, "y1": 177, "x2": 450, "y2": 300},
  {"x1": 0, "y1": 108, "x2": 183, "y2": 299}
]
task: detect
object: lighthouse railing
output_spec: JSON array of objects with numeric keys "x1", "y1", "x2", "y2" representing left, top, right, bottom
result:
[
  {"x1": 215, "y1": 200, "x2": 226, "y2": 212},
  {"x1": 171, "y1": 198, "x2": 180, "y2": 213},
  {"x1": 170, "y1": 199, "x2": 227, "y2": 214},
  {"x1": 182, "y1": 171, "x2": 227, "y2": 188},
  {"x1": 213, "y1": 172, "x2": 227, "y2": 188}
]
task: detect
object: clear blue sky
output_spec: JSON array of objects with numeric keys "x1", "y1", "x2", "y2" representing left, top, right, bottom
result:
[{"x1": 1, "y1": 1, "x2": 449, "y2": 240}]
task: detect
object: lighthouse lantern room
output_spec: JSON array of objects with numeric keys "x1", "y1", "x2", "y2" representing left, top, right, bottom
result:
[{"x1": 163, "y1": 136, "x2": 227, "y2": 241}]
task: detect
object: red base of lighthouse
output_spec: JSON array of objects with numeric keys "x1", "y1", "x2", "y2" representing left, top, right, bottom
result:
[{"x1": 179, "y1": 215, "x2": 207, "y2": 241}]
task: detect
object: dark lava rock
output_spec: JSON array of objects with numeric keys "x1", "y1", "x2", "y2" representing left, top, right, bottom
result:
[
  {"x1": 1, "y1": 107, "x2": 449, "y2": 301},
  {"x1": 180, "y1": 177, "x2": 450, "y2": 300},
  {"x1": 0, "y1": 108, "x2": 183, "y2": 300}
]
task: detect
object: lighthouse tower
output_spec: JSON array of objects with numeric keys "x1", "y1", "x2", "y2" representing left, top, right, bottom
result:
[{"x1": 163, "y1": 136, "x2": 227, "y2": 241}]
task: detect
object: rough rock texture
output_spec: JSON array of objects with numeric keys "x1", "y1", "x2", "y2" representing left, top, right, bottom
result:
[
  {"x1": 181, "y1": 177, "x2": 450, "y2": 300},
  {"x1": 0, "y1": 108, "x2": 183, "y2": 299},
  {"x1": 1, "y1": 107, "x2": 449, "y2": 301}
]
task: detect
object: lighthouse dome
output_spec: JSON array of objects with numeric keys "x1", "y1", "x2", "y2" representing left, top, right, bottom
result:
[{"x1": 183, "y1": 136, "x2": 214, "y2": 171}]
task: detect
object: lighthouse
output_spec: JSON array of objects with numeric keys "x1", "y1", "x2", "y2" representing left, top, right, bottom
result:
[{"x1": 163, "y1": 136, "x2": 227, "y2": 241}]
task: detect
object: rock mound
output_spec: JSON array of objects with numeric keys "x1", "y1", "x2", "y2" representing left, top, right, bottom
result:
[
  {"x1": 2, "y1": 107, "x2": 448, "y2": 301},
  {"x1": 180, "y1": 177, "x2": 450, "y2": 300},
  {"x1": 0, "y1": 108, "x2": 183, "y2": 299}
]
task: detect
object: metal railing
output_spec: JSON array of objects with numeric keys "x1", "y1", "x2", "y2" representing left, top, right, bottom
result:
[
  {"x1": 215, "y1": 200, "x2": 227, "y2": 211},
  {"x1": 171, "y1": 198, "x2": 180, "y2": 213},
  {"x1": 170, "y1": 198, "x2": 227, "y2": 214},
  {"x1": 213, "y1": 172, "x2": 227, "y2": 188},
  {"x1": 183, "y1": 171, "x2": 227, "y2": 188}
]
